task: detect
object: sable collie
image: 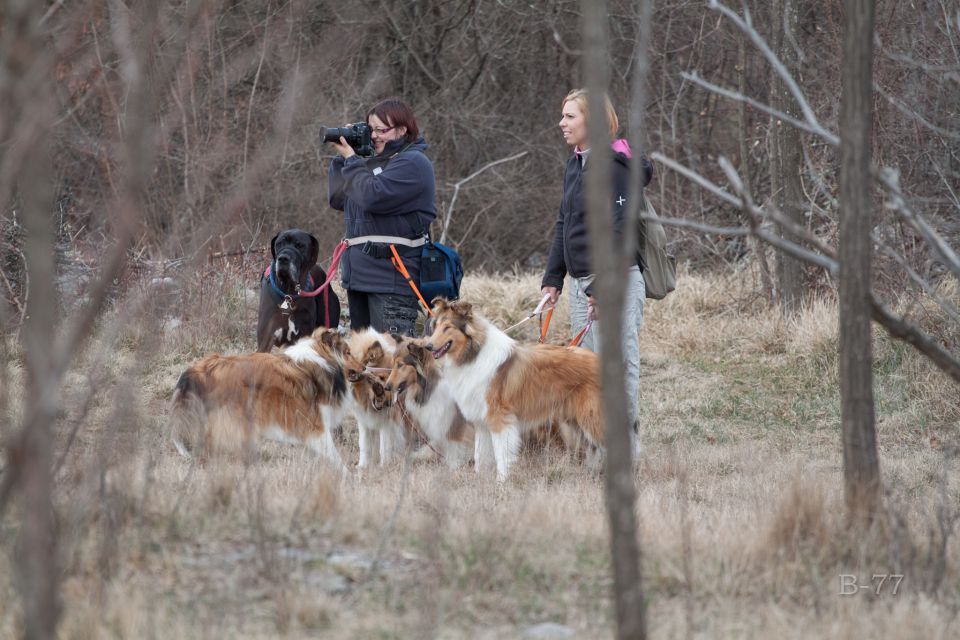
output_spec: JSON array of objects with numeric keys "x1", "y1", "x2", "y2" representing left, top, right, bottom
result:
[
  {"x1": 345, "y1": 328, "x2": 406, "y2": 468},
  {"x1": 170, "y1": 328, "x2": 355, "y2": 469},
  {"x1": 426, "y1": 299, "x2": 612, "y2": 481},
  {"x1": 383, "y1": 336, "x2": 477, "y2": 469}
]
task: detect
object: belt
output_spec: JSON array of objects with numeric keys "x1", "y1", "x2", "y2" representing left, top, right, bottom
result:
[
  {"x1": 345, "y1": 235, "x2": 426, "y2": 248},
  {"x1": 346, "y1": 235, "x2": 425, "y2": 260}
]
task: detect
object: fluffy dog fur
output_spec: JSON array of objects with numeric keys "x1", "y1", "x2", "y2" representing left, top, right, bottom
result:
[
  {"x1": 426, "y1": 299, "x2": 614, "y2": 481},
  {"x1": 170, "y1": 328, "x2": 354, "y2": 469},
  {"x1": 345, "y1": 328, "x2": 406, "y2": 468},
  {"x1": 384, "y1": 336, "x2": 476, "y2": 469}
]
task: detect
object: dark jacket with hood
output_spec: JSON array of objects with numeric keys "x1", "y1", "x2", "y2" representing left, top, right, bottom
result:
[
  {"x1": 541, "y1": 140, "x2": 653, "y2": 296},
  {"x1": 329, "y1": 137, "x2": 436, "y2": 295}
]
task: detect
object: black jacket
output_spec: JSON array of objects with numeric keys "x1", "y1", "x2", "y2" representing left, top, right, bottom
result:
[
  {"x1": 541, "y1": 148, "x2": 652, "y2": 294},
  {"x1": 329, "y1": 137, "x2": 436, "y2": 295}
]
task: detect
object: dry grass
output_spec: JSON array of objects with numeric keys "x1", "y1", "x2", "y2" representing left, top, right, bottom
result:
[{"x1": 1, "y1": 265, "x2": 959, "y2": 639}]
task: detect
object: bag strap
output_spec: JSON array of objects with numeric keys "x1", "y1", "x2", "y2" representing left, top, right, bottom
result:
[{"x1": 388, "y1": 244, "x2": 434, "y2": 317}]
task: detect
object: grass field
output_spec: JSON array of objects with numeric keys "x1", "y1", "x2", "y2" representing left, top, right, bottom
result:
[{"x1": 1, "y1": 266, "x2": 958, "y2": 639}]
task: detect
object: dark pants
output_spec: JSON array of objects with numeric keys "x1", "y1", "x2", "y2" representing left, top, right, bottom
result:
[{"x1": 347, "y1": 290, "x2": 420, "y2": 336}]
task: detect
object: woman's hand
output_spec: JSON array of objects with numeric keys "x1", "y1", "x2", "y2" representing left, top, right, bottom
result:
[
  {"x1": 331, "y1": 135, "x2": 356, "y2": 159},
  {"x1": 541, "y1": 286, "x2": 560, "y2": 306},
  {"x1": 587, "y1": 294, "x2": 598, "y2": 321}
]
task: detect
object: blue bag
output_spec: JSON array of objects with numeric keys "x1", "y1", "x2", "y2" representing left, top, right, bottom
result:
[{"x1": 418, "y1": 240, "x2": 464, "y2": 302}]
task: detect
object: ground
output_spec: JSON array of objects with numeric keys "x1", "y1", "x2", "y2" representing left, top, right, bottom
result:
[{"x1": 1, "y1": 267, "x2": 958, "y2": 639}]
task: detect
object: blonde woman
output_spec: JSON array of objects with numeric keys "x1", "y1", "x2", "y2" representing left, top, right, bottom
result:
[{"x1": 540, "y1": 89, "x2": 652, "y2": 447}]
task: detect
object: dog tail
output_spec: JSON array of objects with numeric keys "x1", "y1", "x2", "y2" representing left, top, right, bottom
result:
[{"x1": 170, "y1": 369, "x2": 205, "y2": 458}]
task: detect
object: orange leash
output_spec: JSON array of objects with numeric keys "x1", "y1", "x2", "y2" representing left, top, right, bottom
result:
[
  {"x1": 569, "y1": 319, "x2": 593, "y2": 347},
  {"x1": 538, "y1": 308, "x2": 554, "y2": 343},
  {"x1": 389, "y1": 244, "x2": 434, "y2": 317}
]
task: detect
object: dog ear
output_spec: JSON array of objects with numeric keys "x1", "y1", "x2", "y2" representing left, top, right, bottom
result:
[
  {"x1": 270, "y1": 232, "x2": 281, "y2": 259},
  {"x1": 451, "y1": 300, "x2": 473, "y2": 318},
  {"x1": 407, "y1": 342, "x2": 427, "y2": 364},
  {"x1": 319, "y1": 329, "x2": 337, "y2": 349},
  {"x1": 305, "y1": 234, "x2": 319, "y2": 269},
  {"x1": 366, "y1": 341, "x2": 384, "y2": 365},
  {"x1": 430, "y1": 297, "x2": 449, "y2": 314}
]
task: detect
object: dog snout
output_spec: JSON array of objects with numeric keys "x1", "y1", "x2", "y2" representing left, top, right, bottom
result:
[{"x1": 424, "y1": 343, "x2": 433, "y2": 351}]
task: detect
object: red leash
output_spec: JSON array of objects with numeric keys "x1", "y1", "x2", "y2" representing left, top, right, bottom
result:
[
  {"x1": 298, "y1": 240, "x2": 348, "y2": 298},
  {"x1": 295, "y1": 240, "x2": 348, "y2": 327}
]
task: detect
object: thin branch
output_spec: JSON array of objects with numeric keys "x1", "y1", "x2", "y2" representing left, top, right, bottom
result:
[
  {"x1": 876, "y1": 240, "x2": 960, "y2": 326},
  {"x1": 871, "y1": 293, "x2": 960, "y2": 384},
  {"x1": 650, "y1": 152, "x2": 740, "y2": 207},
  {"x1": 719, "y1": 156, "x2": 838, "y2": 260},
  {"x1": 707, "y1": 0, "x2": 828, "y2": 139},
  {"x1": 651, "y1": 153, "x2": 839, "y2": 265},
  {"x1": 440, "y1": 151, "x2": 528, "y2": 244},
  {"x1": 642, "y1": 214, "x2": 750, "y2": 236},
  {"x1": 378, "y1": 0, "x2": 444, "y2": 88},
  {"x1": 875, "y1": 167, "x2": 960, "y2": 282},
  {"x1": 242, "y1": 26, "x2": 269, "y2": 181},
  {"x1": 875, "y1": 83, "x2": 960, "y2": 141},
  {"x1": 719, "y1": 158, "x2": 839, "y2": 274},
  {"x1": 682, "y1": 71, "x2": 839, "y2": 145}
]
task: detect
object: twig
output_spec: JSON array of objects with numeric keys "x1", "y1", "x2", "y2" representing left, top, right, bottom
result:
[
  {"x1": 874, "y1": 83, "x2": 960, "y2": 142},
  {"x1": 707, "y1": 1, "x2": 833, "y2": 143},
  {"x1": 871, "y1": 293, "x2": 960, "y2": 384},
  {"x1": 242, "y1": 24, "x2": 270, "y2": 181},
  {"x1": 876, "y1": 240, "x2": 960, "y2": 326},
  {"x1": 440, "y1": 151, "x2": 528, "y2": 244},
  {"x1": 682, "y1": 71, "x2": 839, "y2": 145},
  {"x1": 875, "y1": 167, "x2": 960, "y2": 283}
]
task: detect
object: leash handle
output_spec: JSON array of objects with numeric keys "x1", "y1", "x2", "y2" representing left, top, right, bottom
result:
[{"x1": 389, "y1": 244, "x2": 434, "y2": 317}]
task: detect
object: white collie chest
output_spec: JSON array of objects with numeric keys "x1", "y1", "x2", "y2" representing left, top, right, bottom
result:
[{"x1": 443, "y1": 321, "x2": 514, "y2": 424}]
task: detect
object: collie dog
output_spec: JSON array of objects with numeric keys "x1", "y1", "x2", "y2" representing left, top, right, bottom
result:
[
  {"x1": 426, "y1": 299, "x2": 609, "y2": 481},
  {"x1": 170, "y1": 328, "x2": 355, "y2": 469},
  {"x1": 345, "y1": 328, "x2": 406, "y2": 468},
  {"x1": 383, "y1": 336, "x2": 477, "y2": 469}
]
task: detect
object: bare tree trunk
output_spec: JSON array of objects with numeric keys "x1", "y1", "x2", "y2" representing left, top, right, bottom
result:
[
  {"x1": 737, "y1": 3, "x2": 774, "y2": 302},
  {"x1": 582, "y1": 1, "x2": 646, "y2": 637},
  {"x1": 2, "y1": 0, "x2": 62, "y2": 636},
  {"x1": 770, "y1": 0, "x2": 805, "y2": 313},
  {"x1": 839, "y1": 0, "x2": 881, "y2": 518}
]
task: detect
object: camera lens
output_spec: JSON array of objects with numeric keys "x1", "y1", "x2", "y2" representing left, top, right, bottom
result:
[{"x1": 319, "y1": 126, "x2": 346, "y2": 143}]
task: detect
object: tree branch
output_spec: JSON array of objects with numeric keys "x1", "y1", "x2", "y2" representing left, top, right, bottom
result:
[
  {"x1": 440, "y1": 151, "x2": 528, "y2": 244},
  {"x1": 871, "y1": 293, "x2": 960, "y2": 383}
]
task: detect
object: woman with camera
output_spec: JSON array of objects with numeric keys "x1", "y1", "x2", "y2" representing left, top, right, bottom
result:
[
  {"x1": 328, "y1": 99, "x2": 436, "y2": 336},
  {"x1": 540, "y1": 89, "x2": 653, "y2": 451}
]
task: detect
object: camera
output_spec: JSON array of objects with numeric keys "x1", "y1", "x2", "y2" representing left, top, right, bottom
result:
[{"x1": 320, "y1": 122, "x2": 374, "y2": 157}]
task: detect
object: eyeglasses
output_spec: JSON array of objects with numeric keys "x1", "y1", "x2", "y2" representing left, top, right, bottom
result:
[{"x1": 371, "y1": 126, "x2": 395, "y2": 136}]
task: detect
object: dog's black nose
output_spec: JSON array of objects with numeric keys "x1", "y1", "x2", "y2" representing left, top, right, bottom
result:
[{"x1": 424, "y1": 343, "x2": 433, "y2": 351}]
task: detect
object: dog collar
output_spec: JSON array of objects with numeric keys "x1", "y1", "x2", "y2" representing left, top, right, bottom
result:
[{"x1": 263, "y1": 265, "x2": 316, "y2": 312}]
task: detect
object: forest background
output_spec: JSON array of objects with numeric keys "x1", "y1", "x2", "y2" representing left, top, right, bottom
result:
[{"x1": 1, "y1": 1, "x2": 960, "y2": 638}]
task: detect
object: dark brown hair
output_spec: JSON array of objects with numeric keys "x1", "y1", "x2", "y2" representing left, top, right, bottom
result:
[{"x1": 366, "y1": 99, "x2": 420, "y2": 143}]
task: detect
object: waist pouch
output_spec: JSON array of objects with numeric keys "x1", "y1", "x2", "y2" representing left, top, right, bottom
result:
[{"x1": 418, "y1": 240, "x2": 464, "y2": 303}]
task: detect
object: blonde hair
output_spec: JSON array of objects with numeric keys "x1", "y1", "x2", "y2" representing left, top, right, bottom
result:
[{"x1": 562, "y1": 88, "x2": 619, "y2": 140}]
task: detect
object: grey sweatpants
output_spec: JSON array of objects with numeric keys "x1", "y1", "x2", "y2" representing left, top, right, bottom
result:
[{"x1": 568, "y1": 266, "x2": 645, "y2": 426}]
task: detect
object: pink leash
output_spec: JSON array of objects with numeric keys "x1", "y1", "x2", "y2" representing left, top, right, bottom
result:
[{"x1": 296, "y1": 240, "x2": 348, "y2": 327}]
